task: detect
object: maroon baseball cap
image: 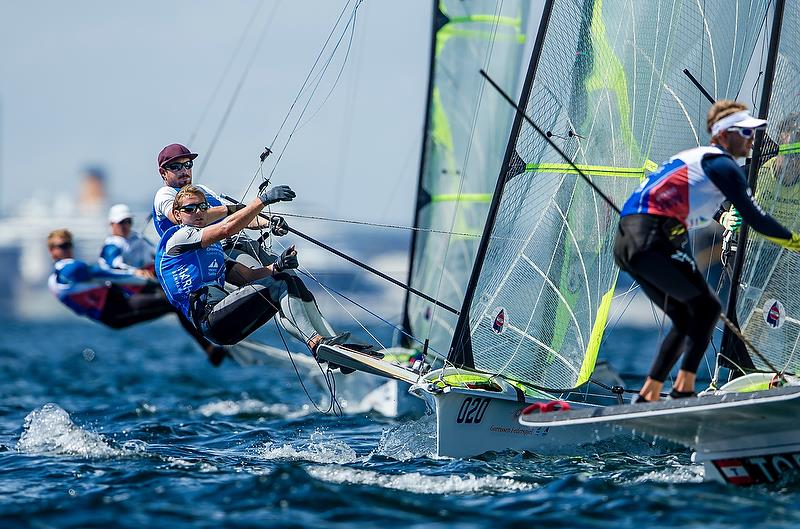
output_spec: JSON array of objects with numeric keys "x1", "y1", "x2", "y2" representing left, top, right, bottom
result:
[{"x1": 157, "y1": 144, "x2": 198, "y2": 168}]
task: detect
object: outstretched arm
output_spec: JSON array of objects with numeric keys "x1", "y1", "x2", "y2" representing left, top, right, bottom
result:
[
  {"x1": 704, "y1": 155, "x2": 792, "y2": 239},
  {"x1": 199, "y1": 186, "x2": 295, "y2": 247}
]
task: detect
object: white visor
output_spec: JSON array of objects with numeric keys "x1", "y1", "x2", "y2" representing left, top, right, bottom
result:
[{"x1": 711, "y1": 110, "x2": 767, "y2": 137}]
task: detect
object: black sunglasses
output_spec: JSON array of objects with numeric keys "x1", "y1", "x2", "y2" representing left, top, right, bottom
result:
[
  {"x1": 116, "y1": 218, "x2": 133, "y2": 225},
  {"x1": 49, "y1": 241, "x2": 73, "y2": 250},
  {"x1": 164, "y1": 160, "x2": 194, "y2": 172},
  {"x1": 177, "y1": 202, "x2": 209, "y2": 213}
]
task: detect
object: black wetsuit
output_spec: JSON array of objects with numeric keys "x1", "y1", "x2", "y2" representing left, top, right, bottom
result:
[{"x1": 614, "y1": 147, "x2": 790, "y2": 381}]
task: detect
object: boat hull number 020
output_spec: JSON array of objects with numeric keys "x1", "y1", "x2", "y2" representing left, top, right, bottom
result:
[{"x1": 456, "y1": 397, "x2": 490, "y2": 424}]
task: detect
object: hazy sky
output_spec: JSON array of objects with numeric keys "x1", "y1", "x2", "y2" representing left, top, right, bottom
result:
[{"x1": 0, "y1": 1, "x2": 434, "y2": 224}]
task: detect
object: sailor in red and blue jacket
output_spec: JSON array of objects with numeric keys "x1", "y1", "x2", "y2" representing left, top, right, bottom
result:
[
  {"x1": 614, "y1": 100, "x2": 800, "y2": 403},
  {"x1": 47, "y1": 228, "x2": 228, "y2": 365}
]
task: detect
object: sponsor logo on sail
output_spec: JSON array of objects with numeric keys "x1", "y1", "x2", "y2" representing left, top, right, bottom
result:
[
  {"x1": 491, "y1": 307, "x2": 507, "y2": 334},
  {"x1": 762, "y1": 298, "x2": 785, "y2": 329}
]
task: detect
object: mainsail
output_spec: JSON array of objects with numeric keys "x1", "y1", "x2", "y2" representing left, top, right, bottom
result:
[
  {"x1": 449, "y1": 0, "x2": 769, "y2": 391},
  {"x1": 403, "y1": 0, "x2": 529, "y2": 357},
  {"x1": 734, "y1": 1, "x2": 800, "y2": 374}
]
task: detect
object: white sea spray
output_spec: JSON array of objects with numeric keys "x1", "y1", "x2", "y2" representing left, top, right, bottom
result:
[
  {"x1": 17, "y1": 403, "x2": 125, "y2": 458},
  {"x1": 257, "y1": 429, "x2": 359, "y2": 464},
  {"x1": 196, "y1": 398, "x2": 310, "y2": 419},
  {"x1": 306, "y1": 466, "x2": 536, "y2": 495}
]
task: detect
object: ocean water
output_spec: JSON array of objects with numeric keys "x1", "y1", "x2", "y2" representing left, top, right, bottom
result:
[{"x1": 2, "y1": 317, "x2": 800, "y2": 529}]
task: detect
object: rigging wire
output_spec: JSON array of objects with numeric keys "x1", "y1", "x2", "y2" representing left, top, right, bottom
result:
[
  {"x1": 197, "y1": 1, "x2": 283, "y2": 175},
  {"x1": 186, "y1": 1, "x2": 266, "y2": 148},
  {"x1": 236, "y1": 0, "x2": 364, "y2": 205},
  {"x1": 260, "y1": 0, "x2": 365, "y2": 188},
  {"x1": 274, "y1": 318, "x2": 343, "y2": 416}
]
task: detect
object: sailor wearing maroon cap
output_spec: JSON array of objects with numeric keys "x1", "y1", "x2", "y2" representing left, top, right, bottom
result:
[
  {"x1": 152, "y1": 143, "x2": 339, "y2": 343},
  {"x1": 156, "y1": 185, "x2": 349, "y2": 352},
  {"x1": 614, "y1": 100, "x2": 800, "y2": 403},
  {"x1": 152, "y1": 143, "x2": 292, "y2": 268},
  {"x1": 614, "y1": 100, "x2": 800, "y2": 402}
]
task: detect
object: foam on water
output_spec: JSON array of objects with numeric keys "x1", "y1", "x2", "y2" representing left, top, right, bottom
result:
[
  {"x1": 257, "y1": 429, "x2": 359, "y2": 464},
  {"x1": 374, "y1": 413, "x2": 438, "y2": 461},
  {"x1": 17, "y1": 403, "x2": 133, "y2": 458},
  {"x1": 196, "y1": 398, "x2": 311, "y2": 419},
  {"x1": 307, "y1": 466, "x2": 536, "y2": 494}
]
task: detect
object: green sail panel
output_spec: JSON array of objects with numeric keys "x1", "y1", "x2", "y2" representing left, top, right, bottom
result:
[
  {"x1": 459, "y1": 0, "x2": 768, "y2": 391},
  {"x1": 405, "y1": 0, "x2": 529, "y2": 358},
  {"x1": 736, "y1": 3, "x2": 800, "y2": 374}
]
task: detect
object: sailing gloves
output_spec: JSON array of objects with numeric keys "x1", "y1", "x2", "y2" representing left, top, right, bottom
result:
[
  {"x1": 274, "y1": 245, "x2": 299, "y2": 272},
  {"x1": 719, "y1": 207, "x2": 742, "y2": 232},
  {"x1": 258, "y1": 183, "x2": 296, "y2": 205},
  {"x1": 270, "y1": 215, "x2": 289, "y2": 236}
]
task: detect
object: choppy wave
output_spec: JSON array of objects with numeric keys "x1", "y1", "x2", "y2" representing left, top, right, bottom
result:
[
  {"x1": 257, "y1": 430, "x2": 360, "y2": 464},
  {"x1": 307, "y1": 466, "x2": 536, "y2": 494},
  {"x1": 196, "y1": 398, "x2": 312, "y2": 419},
  {"x1": 16, "y1": 403, "x2": 136, "y2": 458}
]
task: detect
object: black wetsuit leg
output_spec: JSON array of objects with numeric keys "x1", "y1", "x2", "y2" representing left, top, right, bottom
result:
[
  {"x1": 199, "y1": 279, "x2": 289, "y2": 346},
  {"x1": 615, "y1": 215, "x2": 722, "y2": 381},
  {"x1": 99, "y1": 284, "x2": 174, "y2": 329},
  {"x1": 100, "y1": 285, "x2": 219, "y2": 354}
]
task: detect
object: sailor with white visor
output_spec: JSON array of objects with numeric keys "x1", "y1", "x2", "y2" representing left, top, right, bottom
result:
[{"x1": 615, "y1": 99, "x2": 800, "y2": 403}]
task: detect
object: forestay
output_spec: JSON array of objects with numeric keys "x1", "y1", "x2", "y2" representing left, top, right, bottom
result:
[
  {"x1": 449, "y1": 0, "x2": 769, "y2": 391},
  {"x1": 736, "y1": 3, "x2": 800, "y2": 374},
  {"x1": 404, "y1": 0, "x2": 529, "y2": 358}
]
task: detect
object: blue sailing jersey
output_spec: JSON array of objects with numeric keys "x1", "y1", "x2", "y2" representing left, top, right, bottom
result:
[{"x1": 155, "y1": 224, "x2": 226, "y2": 320}]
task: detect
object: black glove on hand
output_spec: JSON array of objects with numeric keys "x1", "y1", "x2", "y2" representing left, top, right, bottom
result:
[
  {"x1": 271, "y1": 215, "x2": 289, "y2": 236},
  {"x1": 274, "y1": 245, "x2": 298, "y2": 272},
  {"x1": 258, "y1": 183, "x2": 296, "y2": 205}
]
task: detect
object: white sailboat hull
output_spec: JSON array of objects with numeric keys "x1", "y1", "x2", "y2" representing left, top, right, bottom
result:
[
  {"x1": 518, "y1": 385, "x2": 800, "y2": 484},
  {"x1": 411, "y1": 368, "x2": 630, "y2": 458}
]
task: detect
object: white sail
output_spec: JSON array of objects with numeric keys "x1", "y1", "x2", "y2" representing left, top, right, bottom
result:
[
  {"x1": 736, "y1": 3, "x2": 800, "y2": 373},
  {"x1": 404, "y1": 0, "x2": 529, "y2": 358},
  {"x1": 449, "y1": 0, "x2": 768, "y2": 391}
]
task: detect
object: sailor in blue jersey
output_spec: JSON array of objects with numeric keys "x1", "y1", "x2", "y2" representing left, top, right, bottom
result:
[
  {"x1": 614, "y1": 100, "x2": 800, "y2": 403},
  {"x1": 153, "y1": 143, "x2": 338, "y2": 342},
  {"x1": 98, "y1": 205, "x2": 229, "y2": 365},
  {"x1": 99, "y1": 204, "x2": 157, "y2": 274},
  {"x1": 47, "y1": 229, "x2": 171, "y2": 324},
  {"x1": 156, "y1": 185, "x2": 350, "y2": 353}
]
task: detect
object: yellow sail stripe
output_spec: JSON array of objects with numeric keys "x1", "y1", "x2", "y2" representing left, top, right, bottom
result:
[
  {"x1": 778, "y1": 142, "x2": 800, "y2": 155},
  {"x1": 447, "y1": 15, "x2": 522, "y2": 28},
  {"x1": 526, "y1": 161, "x2": 658, "y2": 179},
  {"x1": 430, "y1": 193, "x2": 492, "y2": 203},
  {"x1": 576, "y1": 287, "x2": 615, "y2": 386}
]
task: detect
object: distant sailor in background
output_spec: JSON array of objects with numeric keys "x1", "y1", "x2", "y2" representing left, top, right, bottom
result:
[
  {"x1": 156, "y1": 185, "x2": 350, "y2": 355},
  {"x1": 48, "y1": 228, "x2": 227, "y2": 366},
  {"x1": 614, "y1": 100, "x2": 800, "y2": 403},
  {"x1": 152, "y1": 143, "x2": 339, "y2": 344},
  {"x1": 99, "y1": 203, "x2": 156, "y2": 275}
]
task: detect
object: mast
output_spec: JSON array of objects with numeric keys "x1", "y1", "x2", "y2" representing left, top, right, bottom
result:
[
  {"x1": 720, "y1": 0, "x2": 786, "y2": 370},
  {"x1": 401, "y1": 0, "x2": 443, "y2": 346},
  {"x1": 448, "y1": 0, "x2": 554, "y2": 367}
]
